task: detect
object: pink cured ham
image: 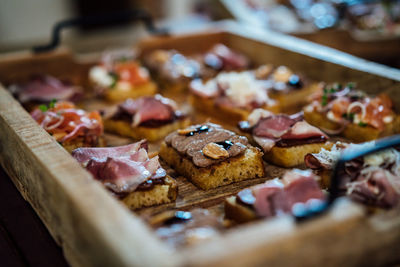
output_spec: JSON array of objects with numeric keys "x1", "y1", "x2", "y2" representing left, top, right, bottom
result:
[
  {"x1": 15, "y1": 75, "x2": 81, "y2": 103},
  {"x1": 253, "y1": 179, "x2": 288, "y2": 217},
  {"x1": 72, "y1": 140, "x2": 147, "y2": 165},
  {"x1": 248, "y1": 111, "x2": 326, "y2": 152},
  {"x1": 118, "y1": 95, "x2": 176, "y2": 126},
  {"x1": 72, "y1": 140, "x2": 166, "y2": 194},
  {"x1": 253, "y1": 170, "x2": 325, "y2": 218},
  {"x1": 347, "y1": 169, "x2": 400, "y2": 208},
  {"x1": 280, "y1": 121, "x2": 328, "y2": 140},
  {"x1": 253, "y1": 115, "x2": 297, "y2": 138}
]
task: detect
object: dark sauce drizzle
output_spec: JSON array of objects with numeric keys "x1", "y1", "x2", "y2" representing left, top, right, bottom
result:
[
  {"x1": 215, "y1": 140, "x2": 234, "y2": 150},
  {"x1": 185, "y1": 125, "x2": 209, "y2": 136}
]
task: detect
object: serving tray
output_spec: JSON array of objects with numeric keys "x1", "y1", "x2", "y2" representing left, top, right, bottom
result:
[{"x1": 0, "y1": 21, "x2": 400, "y2": 267}]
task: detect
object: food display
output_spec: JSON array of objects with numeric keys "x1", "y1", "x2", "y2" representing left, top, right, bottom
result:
[
  {"x1": 103, "y1": 94, "x2": 190, "y2": 141},
  {"x1": 304, "y1": 83, "x2": 400, "y2": 142},
  {"x1": 1, "y1": 26, "x2": 400, "y2": 266}
]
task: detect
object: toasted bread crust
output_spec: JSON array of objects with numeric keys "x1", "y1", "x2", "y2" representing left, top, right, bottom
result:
[
  {"x1": 159, "y1": 142, "x2": 265, "y2": 190},
  {"x1": 189, "y1": 94, "x2": 280, "y2": 125},
  {"x1": 122, "y1": 175, "x2": 178, "y2": 210},
  {"x1": 263, "y1": 142, "x2": 333, "y2": 167},
  {"x1": 104, "y1": 117, "x2": 191, "y2": 142},
  {"x1": 304, "y1": 110, "x2": 400, "y2": 142},
  {"x1": 224, "y1": 196, "x2": 258, "y2": 223},
  {"x1": 104, "y1": 82, "x2": 157, "y2": 102}
]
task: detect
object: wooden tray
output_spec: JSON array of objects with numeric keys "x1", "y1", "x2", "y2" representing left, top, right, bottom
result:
[{"x1": 1, "y1": 21, "x2": 400, "y2": 267}]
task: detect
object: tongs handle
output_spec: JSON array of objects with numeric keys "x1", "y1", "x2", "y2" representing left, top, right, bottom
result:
[
  {"x1": 32, "y1": 9, "x2": 168, "y2": 53},
  {"x1": 295, "y1": 134, "x2": 400, "y2": 222}
]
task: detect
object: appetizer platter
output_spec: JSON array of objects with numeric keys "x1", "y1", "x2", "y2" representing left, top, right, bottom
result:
[{"x1": 1, "y1": 21, "x2": 400, "y2": 266}]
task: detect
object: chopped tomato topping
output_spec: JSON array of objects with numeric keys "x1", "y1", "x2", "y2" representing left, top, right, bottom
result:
[
  {"x1": 114, "y1": 62, "x2": 149, "y2": 86},
  {"x1": 31, "y1": 101, "x2": 103, "y2": 144}
]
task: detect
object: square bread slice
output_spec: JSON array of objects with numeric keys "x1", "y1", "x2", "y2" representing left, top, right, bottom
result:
[
  {"x1": 224, "y1": 196, "x2": 258, "y2": 224},
  {"x1": 104, "y1": 81, "x2": 158, "y2": 102},
  {"x1": 304, "y1": 110, "x2": 400, "y2": 142},
  {"x1": 122, "y1": 175, "x2": 178, "y2": 210},
  {"x1": 263, "y1": 142, "x2": 333, "y2": 168},
  {"x1": 104, "y1": 117, "x2": 191, "y2": 142},
  {"x1": 159, "y1": 142, "x2": 265, "y2": 190}
]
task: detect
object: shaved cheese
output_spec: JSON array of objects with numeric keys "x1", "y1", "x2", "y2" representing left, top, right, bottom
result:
[
  {"x1": 89, "y1": 66, "x2": 113, "y2": 88},
  {"x1": 216, "y1": 71, "x2": 272, "y2": 107}
]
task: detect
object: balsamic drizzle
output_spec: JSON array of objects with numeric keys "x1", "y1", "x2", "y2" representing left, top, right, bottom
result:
[
  {"x1": 215, "y1": 140, "x2": 234, "y2": 150},
  {"x1": 185, "y1": 125, "x2": 209, "y2": 136}
]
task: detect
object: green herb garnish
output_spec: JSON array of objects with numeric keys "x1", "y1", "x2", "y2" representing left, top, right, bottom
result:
[
  {"x1": 39, "y1": 104, "x2": 48, "y2": 112},
  {"x1": 49, "y1": 99, "x2": 57, "y2": 108},
  {"x1": 38, "y1": 99, "x2": 57, "y2": 112},
  {"x1": 321, "y1": 95, "x2": 328, "y2": 106},
  {"x1": 358, "y1": 122, "x2": 367, "y2": 127},
  {"x1": 347, "y1": 82, "x2": 355, "y2": 89},
  {"x1": 109, "y1": 72, "x2": 119, "y2": 89}
]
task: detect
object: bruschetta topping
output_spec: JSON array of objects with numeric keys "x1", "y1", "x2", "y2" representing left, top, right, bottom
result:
[
  {"x1": 308, "y1": 83, "x2": 395, "y2": 130},
  {"x1": 237, "y1": 170, "x2": 325, "y2": 218},
  {"x1": 108, "y1": 94, "x2": 184, "y2": 127},
  {"x1": 72, "y1": 141, "x2": 166, "y2": 194},
  {"x1": 240, "y1": 109, "x2": 327, "y2": 152},
  {"x1": 31, "y1": 101, "x2": 103, "y2": 144},
  {"x1": 165, "y1": 123, "x2": 248, "y2": 167},
  {"x1": 305, "y1": 141, "x2": 400, "y2": 208},
  {"x1": 10, "y1": 75, "x2": 82, "y2": 104}
]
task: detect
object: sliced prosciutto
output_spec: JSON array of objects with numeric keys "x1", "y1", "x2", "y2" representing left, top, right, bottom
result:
[
  {"x1": 109, "y1": 94, "x2": 180, "y2": 127},
  {"x1": 72, "y1": 140, "x2": 147, "y2": 165},
  {"x1": 250, "y1": 170, "x2": 325, "y2": 218},
  {"x1": 305, "y1": 142, "x2": 400, "y2": 209},
  {"x1": 240, "y1": 109, "x2": 327, "y2": 152},
  {"x1": 11, "y1": 75, "x2": 82, "y2": 104},
  {"x1": 72, "y1": 141, "x2": 166, "y2": 194}
]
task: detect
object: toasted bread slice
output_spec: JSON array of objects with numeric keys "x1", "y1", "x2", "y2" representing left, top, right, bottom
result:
[
  {"x1": 104, "y1": 117, "x2": 191, "y2": 142},
  {"x1": 304, "y1": 110, "x2": 400, "y2": 142},
  {"x1": 224, "y1": 196, "x2": 257, "y2": 223},
  {"x1": 263, "y1": 142, "x2": 333, "y2": 168},
  {"x1": 122, "y1": 175, "x2": 178, "y2": 210},
  {"x1": 189, "y1": 94, "x2": 280, "y2": 125},
  {"x1": 104, "y1": 82, "x2": 157, "y2": 102},
  {"x1": 159, "y1": 143, "x2": 265, "y2": 190}
]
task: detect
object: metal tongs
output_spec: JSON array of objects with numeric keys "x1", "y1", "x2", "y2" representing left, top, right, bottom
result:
[{"x1": 294, "y1": 134, "x2": 400, "y2": 222}]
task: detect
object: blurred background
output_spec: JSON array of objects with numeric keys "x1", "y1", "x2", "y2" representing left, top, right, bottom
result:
[{"x1": 1, "y1": 0, "x2": 399, "y2": 67}]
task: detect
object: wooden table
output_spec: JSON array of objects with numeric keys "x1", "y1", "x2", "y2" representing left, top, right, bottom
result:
[{"x1": 0, "y1": 167, "x2": 68, "y2": 267}]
